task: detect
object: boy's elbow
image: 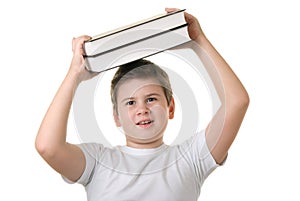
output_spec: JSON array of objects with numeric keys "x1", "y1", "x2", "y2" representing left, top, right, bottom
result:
[
  {"x1": 236, "y1": 90, "x2": 250, "y2": 112},
  {"x1": 243, "y1": 90, "x2": 250, "y2": 107},
  {"x1": 240, "y1": 90, "x2": 250, "y2": 107},
  {"x1": 228, "y1": 90, "x2": 250, "y2": 112},
  {"x1": 35, "y1": 135, "x2": 49, "y2": 157},
  {"x1": 35, "y1": 134, "x2": 58, "y2": 160}
]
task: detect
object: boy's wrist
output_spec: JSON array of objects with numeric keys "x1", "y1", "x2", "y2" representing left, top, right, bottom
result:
[
  {"x1": 66, "y1": 68, "x2": 83, "y2": 87},
  {"x1": 194, "y1": 34, "x2": 208, "y2": 46}
]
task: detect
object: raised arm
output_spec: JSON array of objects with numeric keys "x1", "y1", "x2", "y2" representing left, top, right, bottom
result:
[
  {"x1": 35, "y1": 36, "x2": 97, "y2": 182},
  {"x1": 166, "y1": 8, "x2": 250, "y2": 164},
  {"x1": 197, "y1": 33, "x2": 249, "y2": 164}
]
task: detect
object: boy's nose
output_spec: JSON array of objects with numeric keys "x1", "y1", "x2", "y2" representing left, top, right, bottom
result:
[{"x1": 136, "y1": 103, "x2": 150, "y2": 115}]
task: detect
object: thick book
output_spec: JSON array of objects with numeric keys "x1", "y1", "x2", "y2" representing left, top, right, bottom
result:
[
  {"x1": 84, "y1": 9, "x2": 186, "y2": 56},
  {"x1": 84, "y1": 9, "x2": 190, "y2": 72}
]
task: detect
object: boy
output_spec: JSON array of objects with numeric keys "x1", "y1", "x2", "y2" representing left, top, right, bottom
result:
[{"x1": 35, "y1": 8, "x2": 249, "y2": 200}]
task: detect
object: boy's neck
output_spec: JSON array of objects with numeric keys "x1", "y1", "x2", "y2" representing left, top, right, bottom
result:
[{"x1": 125, "y1": 137, "x2": 164, "y2": 149}]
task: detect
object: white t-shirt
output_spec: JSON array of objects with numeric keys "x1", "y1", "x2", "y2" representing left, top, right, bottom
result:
[{"x1": 65, "y1": 130, "x2": 219, "y2": 201}]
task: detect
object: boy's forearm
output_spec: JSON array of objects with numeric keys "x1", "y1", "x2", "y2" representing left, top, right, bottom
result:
[{"x1": 35, "y1": 70, "x2": 80, "y2": 156}]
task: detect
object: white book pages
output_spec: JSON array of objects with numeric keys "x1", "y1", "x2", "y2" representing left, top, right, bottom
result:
[
  {"x1": 84, "y1": 25, "x2": 190, "y2": 72},
  {"x1": 84, "y1": 10, "x2": 186, "y2": 56}
]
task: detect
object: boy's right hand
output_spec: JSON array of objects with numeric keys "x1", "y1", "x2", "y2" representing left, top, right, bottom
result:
[
  {"x1": 165, "y1": 8, "x2": 205, "y2": 42},
  {"x1": 69, "y1": 35, "x2": 98, "y2": 83}
]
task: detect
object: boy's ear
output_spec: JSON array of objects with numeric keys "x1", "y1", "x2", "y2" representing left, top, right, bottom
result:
[
  {"x1": 113, "y1": 110, "x2": 122, "y2": 127},
  {"x1": 169, "y1": 97, "x2": 175, "y2": 119}
]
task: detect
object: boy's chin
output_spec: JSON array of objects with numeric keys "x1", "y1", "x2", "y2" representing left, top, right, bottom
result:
[{"x1": 125, "y1": 132, "x2": 164, "y2": 147}]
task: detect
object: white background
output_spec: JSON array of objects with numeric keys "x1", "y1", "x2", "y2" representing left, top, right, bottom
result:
[{"x1": 1, "y1": 0, "x2": 299, "y2": 200}]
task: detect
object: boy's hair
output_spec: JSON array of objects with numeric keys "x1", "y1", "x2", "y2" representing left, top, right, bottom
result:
[{"x1": 111, "y1": 59, "x2": 173, "y2": 113}]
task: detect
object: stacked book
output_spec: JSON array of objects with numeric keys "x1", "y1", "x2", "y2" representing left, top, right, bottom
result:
[{"x1": 84, "y1": 9, "x2": 190, "y2": 72}]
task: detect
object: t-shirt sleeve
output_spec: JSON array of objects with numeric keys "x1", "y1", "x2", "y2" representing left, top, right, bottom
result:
[
  {"x1": 62, "y1": 143, "x2": 104, "y2": 186},
  {"x1": 179, "y1": 130, "x2": 221, "y2": 185}
]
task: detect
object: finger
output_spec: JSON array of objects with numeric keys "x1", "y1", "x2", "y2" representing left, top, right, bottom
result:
[
  {"x1": 165, "y1": 7, "x2": 180, "y2": 13},
  {"x1": 184, "y1": 12, "x2": 195, "y2": 23},
  {"x1": 72, "y1": 37, "x2": 76, "y2": 53},
  {"x1": 164, "y1": 8, "x2": 195, "y2": 24},
  {"x1": 73, "y1": 35, "x2": 91, "y2": 55}
]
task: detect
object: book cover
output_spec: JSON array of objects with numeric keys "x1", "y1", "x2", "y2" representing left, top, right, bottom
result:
[{"x1": 84, "y1": 9, "x2": 186, "y2": 57}]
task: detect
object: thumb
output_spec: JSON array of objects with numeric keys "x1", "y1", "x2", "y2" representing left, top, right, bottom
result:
[{"x1": 72, "y1": 35, "x2": 91, "y2": 55}]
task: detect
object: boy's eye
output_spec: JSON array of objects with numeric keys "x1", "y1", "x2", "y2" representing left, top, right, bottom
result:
[
  {"x1": 126, "y1": 100, "x2": 135, "y2": 106},
  {"x1": 147, "y1": 97, "x2": 157, "y2": 103}
]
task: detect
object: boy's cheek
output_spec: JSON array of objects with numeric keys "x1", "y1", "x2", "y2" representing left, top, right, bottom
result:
[
  {"x1": 113, "y1": 108, "x2": 132, "y2": 127},
  {"x1": 113, "y1": 111, "x2": 122, "y2": 127},
  {"x1": 118, "y1": 110, "x2": 134, "y2": 124},
  {"x1": 151, "y1": 105, "x2": 168, "y2": 114}
]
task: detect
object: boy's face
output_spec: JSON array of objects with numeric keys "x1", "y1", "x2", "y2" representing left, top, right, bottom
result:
[{"x1": 114, "y1": 78, "x2": 174, "y2": 145}]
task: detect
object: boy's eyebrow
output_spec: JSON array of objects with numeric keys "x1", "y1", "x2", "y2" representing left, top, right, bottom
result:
[
  {"x1": 121, "y1": 97, "x2": 135, "y2": 103},
  {"x1": 145, "y1": 93, "x2": 161, "y2": 98},
  {"x1": 120, "y1": 93, "x2": 161, "y2": 103}
]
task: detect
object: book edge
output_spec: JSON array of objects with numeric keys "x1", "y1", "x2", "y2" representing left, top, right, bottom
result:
[
  {"x1": 84, "y1": 24, "x2": 190, "y2": 72},
  {"x1": 88, "y1": 9, "x2": 186, "y2": 42},
  {"x1": 84, "y1": 23, "x2": 188, "y2": 57}
]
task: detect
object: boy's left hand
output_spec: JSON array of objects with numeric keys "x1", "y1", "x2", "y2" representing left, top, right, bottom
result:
[{"x1": 69, "y1": 35, "x2": 98, "y2": 83}]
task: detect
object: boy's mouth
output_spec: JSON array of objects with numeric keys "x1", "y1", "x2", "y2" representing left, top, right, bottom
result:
[{"x1": 136, "y1": 120, "x2": 154, "y2": 128}]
